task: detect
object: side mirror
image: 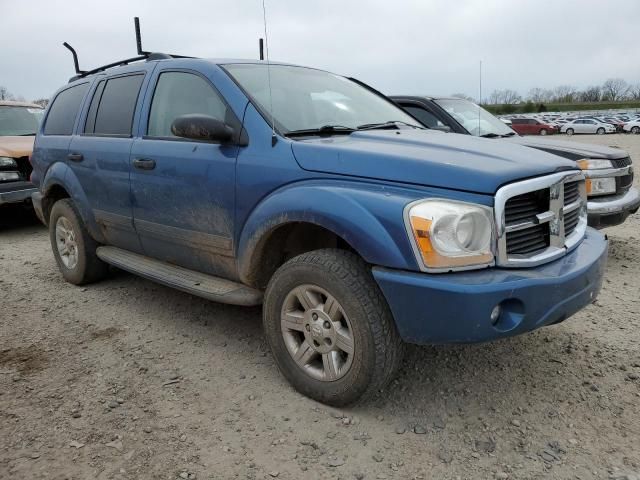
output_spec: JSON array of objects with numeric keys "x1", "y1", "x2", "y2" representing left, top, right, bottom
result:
[
  {"x1": 432, "y1": 125, "x2": 452, "y2": 133},
  {"x1": 171, "y1": 114, "x2": 234, "y2": 143}
]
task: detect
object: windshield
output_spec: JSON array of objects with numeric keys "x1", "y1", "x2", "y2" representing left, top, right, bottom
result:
[
  {"x1": 223, "y1": 64, "x2": 422, "y2": 133},
  {"x1": 0, "y1": 106, "x2": 44, "y2": 136},
  {"x1": 433, "y1": 98, "x2": 515, "y2": 137}
]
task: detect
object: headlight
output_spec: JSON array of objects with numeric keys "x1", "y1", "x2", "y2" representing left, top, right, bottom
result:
[
  {"x1": 577, "y1": 159, "x2": 612, "y2": 170},
  {"x1": 577, "y1": 159, "x2": 617, "y2": 196},
  {"x1": 0, "y1": 171, "x2": 20, "y2": 181},
  {"x1": 405, "y1": 199, "x2": 494, "y2": 272},
  {"x1": 0, "y1": 156, "x2": 17, "y2": 168}
]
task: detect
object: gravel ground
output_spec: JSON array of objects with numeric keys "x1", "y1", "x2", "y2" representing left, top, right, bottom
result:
[{"x1": 1, "y1": 134, "x2": 639, "y2": 480}]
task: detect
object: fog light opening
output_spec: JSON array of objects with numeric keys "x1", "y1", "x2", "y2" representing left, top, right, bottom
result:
[{"x1": 491, "y1": 298, "x2": 525, "y2": 333}]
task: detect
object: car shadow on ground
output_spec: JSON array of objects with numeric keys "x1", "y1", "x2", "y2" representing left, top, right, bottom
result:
[
  {"x1": 0, "y1": 204, "x2": 43, "y2": 233},
  {"x1": 93, "y1": 268, "x2": 587, "y2": 419}
]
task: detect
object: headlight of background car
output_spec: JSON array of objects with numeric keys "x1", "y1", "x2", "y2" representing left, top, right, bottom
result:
[
  {"x1": 0, "y1": 156, "x2": 17, "y2": 168},
  {"x1": 577, "y1": 159, "x2": 617, "y2": 196},
  {"x1": 405, "y1": 199, "x2": 494, "y2": 271},
  {"x1": 0, "y1": 172, "x2": 21, "y2": 181}
]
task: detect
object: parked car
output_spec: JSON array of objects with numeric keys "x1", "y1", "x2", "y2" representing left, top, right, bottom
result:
[
  {"x1": 599, "y1": 117, "x2": 625, "y2": 131},
  {"x1": 391, "y1": 96, "x2": 639, "y2": 228},
  {"x1": 560, "y1": 119, "x2": 616, "y2": 135},
  {"x1": 32, "y1": 54, "x2": 608, "y2": 406},
  {"x1": 509, "y1": 117, "x2": 558, "y2": 135},
  {"x1": 623, "y1": 119, "x2": 640, "y2": 134},
  {"x1": 0, "y1": 101, "x2": 44, "y2": 206}
]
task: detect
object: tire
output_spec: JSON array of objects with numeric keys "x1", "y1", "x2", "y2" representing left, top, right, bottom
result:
[
  {"x1": 539, "y1": 128, "x2": 547, "y2": 136},
  {"x1": 49, "y1": 198, "x2": 108, "y2": 285},
  {"x1": 632, "y1": 126, "x2": 640, "y2": 134},
  {"x1": 566, "y1": 128, "x2": 574, "y2": 136},
  {"x1": 596, "y1": 127, "x2": 605, "y2": 135},
  {"x1": 263, "y1": 249, "x2": 403, "y2": 406}
]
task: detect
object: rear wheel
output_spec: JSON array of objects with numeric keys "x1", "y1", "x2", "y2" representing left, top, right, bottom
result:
[
  {"x1": 539, "y1": 128, "x2": 547, "y2": 136},
  {"x1": 566, "y1": 128, "x2": 574, "y2": 136},
  {"x1": 596, "y1": 127, "x2": 605, "y2": 135},
  {"x1": 263, "y1": 249, "x2": 403, "y2": 406},
  {"x1": 632, "y1": 126, "x2": 640, "y2": 134},
  {"x1": 49, "y1": 199, "x2": 108, "y2": 285}
]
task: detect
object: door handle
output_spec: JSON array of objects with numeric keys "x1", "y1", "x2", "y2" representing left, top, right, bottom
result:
[
  {"x1": 67, "y1": 153, "x2": 84, "y2": 162},
  {"x1": 132, "y1": 158, "x2": 156, "y2": 170}
]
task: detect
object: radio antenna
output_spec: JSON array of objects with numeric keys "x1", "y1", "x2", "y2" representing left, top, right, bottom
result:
[
  {"x1": 259, "y1": 38, "x2": 264, "y2": 60},
  {"x1": 262, "y1": 0, "x2": 277, "y2": 146},
  {"x1": 478, "y1": 60, "x2": 482, "y2": 134}
]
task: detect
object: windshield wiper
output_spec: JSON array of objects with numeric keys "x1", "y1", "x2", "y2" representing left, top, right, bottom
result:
[
  {"x1": 18, "y1": 133, "x2": 36, "y2": 136},
  {"x1": 479, "y1": 133, "x2": 501, "y2": 138},
  {"x1": 357, "y1": 120, "x2": 425, "y2": 131},
  {"x1": 502, "y1": 132, "x2": 516, "y2": 137},
  {"x1": 284, "y1": 125, "x2": 355, "y2": 138}
]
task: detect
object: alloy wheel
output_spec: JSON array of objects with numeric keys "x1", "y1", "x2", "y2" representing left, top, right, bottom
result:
[
  {"x1": 280, "y1": 284, "x2": 354, "y2": 382},
  {"x1": 55, "y1": 216, "x2": 79, "y2": 269}
]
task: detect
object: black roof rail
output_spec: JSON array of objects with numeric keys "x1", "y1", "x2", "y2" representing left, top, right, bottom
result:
[{"x1": 64, "y1": 17, "x2": 197, "y2": 82}]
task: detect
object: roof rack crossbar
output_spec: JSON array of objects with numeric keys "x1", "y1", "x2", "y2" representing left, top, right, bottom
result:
[
  {"x1": 65, "y1": 17, "x2": 198, "y2": 82},
  {"x1": 134, "y1": 17, "x2": 150, "y2": 55},
  {"x1": 63, "y1": 42, "x2": 86, "y2": 75}
]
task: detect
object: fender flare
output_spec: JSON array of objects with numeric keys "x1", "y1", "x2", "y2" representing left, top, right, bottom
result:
[
  {"x1": 237, "y1": 181, "x2": 420, "y2": 285},
  {"x1": 41, "y1": 162, "x2": 104, "y2": 242}
]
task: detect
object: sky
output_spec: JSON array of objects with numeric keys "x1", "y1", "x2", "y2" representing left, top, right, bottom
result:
[{"x1": 1, "y1": 0, "x2": 638, "y2": 101}]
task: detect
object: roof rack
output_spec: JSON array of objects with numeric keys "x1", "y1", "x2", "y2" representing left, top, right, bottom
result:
[{"x1": 64, "y1": 17, "x2": 196, "y2": 82}]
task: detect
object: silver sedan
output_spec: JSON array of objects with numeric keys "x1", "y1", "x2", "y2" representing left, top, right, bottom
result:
[{"x1": 560, "y1": 119, "x2": 616, "y2": 135}]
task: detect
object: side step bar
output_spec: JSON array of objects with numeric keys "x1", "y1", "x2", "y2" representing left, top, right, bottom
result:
[{"x1": 96, "y1": 246, "x2": 263, "y2": 306}]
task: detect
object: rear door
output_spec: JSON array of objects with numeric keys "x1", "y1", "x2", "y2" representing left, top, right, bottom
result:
[
  {"x1": 130, "y1": 68, "x2": 242, "y2": 277},
  {"x1": 580, "y1": 120, "x2": 595, "y2": 133},
  {"x1": 68, "y1": 69, "x2": 150, "y2": 251},
  {"x1": 511, "y1": 119, "x2": 525, "y2": 134}
]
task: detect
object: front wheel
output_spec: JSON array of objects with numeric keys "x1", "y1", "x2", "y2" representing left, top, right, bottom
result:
[
  {"x1": 596, "y1": 127, "x2": 605, "y2": 135},
  {"x1": 49, "y1": 199, "x2": 108, "y2": 285},
  {"x1": 539, "y1": 128, "x2": 547, "y2": 136},
  {"x1": 263, "y1": 249, "x2": 403, "y2": 406},
  {"x1": 565, "y1": 128, "x2": 574, "y2": 136},
  {"x1": 632, "y1": 126, "x2": 640, "y2": 134}
]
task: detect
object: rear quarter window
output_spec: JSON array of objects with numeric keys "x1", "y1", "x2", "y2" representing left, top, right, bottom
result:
[{"x1": 43, "y1": 83, "x2": 90, "y2": 135}]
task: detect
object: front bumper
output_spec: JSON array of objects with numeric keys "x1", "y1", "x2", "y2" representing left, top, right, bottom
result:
[
  {"x1": 587, "y1": 187, "x2": 640, "y2": 228},
  {"x1": 0, "y1": 181, "x2": 37, "y2": 206},
  {"x1": 373, "y1": 228, "x2": 608, "y2": 345}
]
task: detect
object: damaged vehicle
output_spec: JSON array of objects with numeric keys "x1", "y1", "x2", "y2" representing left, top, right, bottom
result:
[
  {"x1": 31, "y1": 50, "x2": 608, "y2": 405},
  {"x1": 392, "y1": 96, "x2": 639, "y2": 228},
  {"x1": 0, "y1": 101, "x2": 43, "y2": 206}
]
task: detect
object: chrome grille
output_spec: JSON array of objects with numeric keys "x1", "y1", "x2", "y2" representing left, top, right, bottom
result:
[
  {"x1": 563, "y1": 181, "x2": 580, "y2": 205},
  {"x1": 496, "y1": 171, "x2": 587, "y2": 267},
  {"x1": 610, "y1": 157, "x2": 631, "y2": 168}
]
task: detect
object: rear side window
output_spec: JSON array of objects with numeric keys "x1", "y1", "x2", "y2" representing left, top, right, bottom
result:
[
  {"x1": 85, "y1": 74, "x2": 144, "y2": 136},
  {"x1": 43, "y1": 83, "x2": 89, "y2": 135},
  {"x1": 403, "y1": 106, "x2": 443, "y2": 128},
  {"x1": 147, "y1": 71, "x2": 229, "y2": 138}
]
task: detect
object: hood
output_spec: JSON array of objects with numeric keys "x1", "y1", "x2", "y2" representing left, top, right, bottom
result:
[
  {"x1": 291, "y1": 130, "x2": 577, "y2": 194},
  {"x1": 505, "y1": 135, "x2": 628, "y2": 161},
  {"x1": 0, "y1": 136, "x2": 35, "y2": 158}
]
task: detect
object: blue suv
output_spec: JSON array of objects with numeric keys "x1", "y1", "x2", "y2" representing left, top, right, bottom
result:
[{"x1": 31, "y1": 54, "x2": 608, "y2": 405}]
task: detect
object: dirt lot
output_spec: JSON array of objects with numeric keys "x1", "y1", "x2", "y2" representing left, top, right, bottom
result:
[{"x1": 1, "y1": 134, "x2": 639, "y2": 480}]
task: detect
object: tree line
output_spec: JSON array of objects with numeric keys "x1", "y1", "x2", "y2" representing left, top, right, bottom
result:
[
  {"x1": 0, "y1": 86, "x2": 48, "y2": 107},
  {"x1": 484, "y1": 78, "x2": 640, "y2": 105}
]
